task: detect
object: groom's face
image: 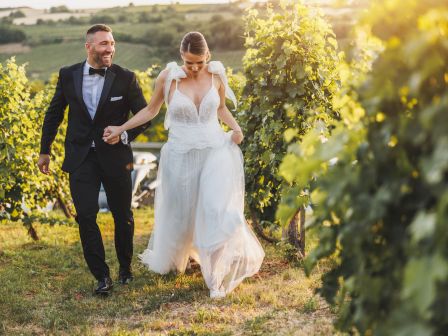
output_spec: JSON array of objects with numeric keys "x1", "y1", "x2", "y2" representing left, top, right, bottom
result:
[{"x1": 85, "y1": 31, "x2": 115, "y2": 68}]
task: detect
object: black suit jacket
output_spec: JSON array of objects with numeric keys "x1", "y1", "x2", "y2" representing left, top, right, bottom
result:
[{"x1": 40, "y1": 62, "x2": 150, "y2": 175}]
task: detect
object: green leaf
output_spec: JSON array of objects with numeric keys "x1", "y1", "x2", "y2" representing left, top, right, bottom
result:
[
  {"x1": 402, "y1": 255, "x2": 448, "y2": 317},
  {"x1": 409, "y1": 211, "x2": 436, "y2": 243},
  {"x1": 284, "y1": 128, "x2": 298, "y2": 143}
]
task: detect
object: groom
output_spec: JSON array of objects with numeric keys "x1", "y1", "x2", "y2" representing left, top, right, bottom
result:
[{"x1": 38, "y1": 24, "x2": 150, "y2": 295}]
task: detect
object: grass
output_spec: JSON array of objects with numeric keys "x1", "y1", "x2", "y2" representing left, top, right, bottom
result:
[
  {"x1": 0, "y1": 207, "x2": 337, "y2": 335},
  {"x1": 19, "y1": 23, "x2": 155, "y2": 43}
]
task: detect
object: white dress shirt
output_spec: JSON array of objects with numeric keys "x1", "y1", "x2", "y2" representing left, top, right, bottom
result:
[
  {"x1": 83, "y1": 61, "x2": 106, "y2": 147},
  {"x1": 82, "y1": 60, "x2": 106, "y2": 121},
  {"x1": 82, "y1": 61, "x2": 128, "y2": 147}
]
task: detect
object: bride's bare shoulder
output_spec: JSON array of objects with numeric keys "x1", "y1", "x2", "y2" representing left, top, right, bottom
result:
[
  {"x1": 154, "y1": 68, "x2": 172, "y2": 88},
  {"x1": 157, "y1": 68, "x2": 170, "y2": 80}
]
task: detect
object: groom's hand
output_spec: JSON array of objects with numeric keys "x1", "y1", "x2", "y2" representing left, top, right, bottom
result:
[
  {"x1": 103, "y1": 126, "x2": 122, "y2": 145},
  {"x1": 38, "y1": 154, "x2": 50, "y2": 174},
  {"x1": 103, "y1": 129, "x2": 120, "y2": 145}
]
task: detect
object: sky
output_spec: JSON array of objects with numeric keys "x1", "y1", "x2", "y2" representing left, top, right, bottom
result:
[{"x1": 1, "y1": 0, "x2": 236, "y2": 9}]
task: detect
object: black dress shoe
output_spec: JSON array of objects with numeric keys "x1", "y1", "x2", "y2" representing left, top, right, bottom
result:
[
  {"x1": 118, "y1": 273, "x2": 134, "y2": 285},
  {"x1": 94, "y1": 276, "x2": 113, "y2": 295}
]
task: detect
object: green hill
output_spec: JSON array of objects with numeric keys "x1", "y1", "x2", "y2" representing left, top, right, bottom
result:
[
  {"x1": 0, "y1": 2, "x2": 362, "y2": 80},
  {"x1": 0, "y1": 41, "x2": 244, "y2": 80}
]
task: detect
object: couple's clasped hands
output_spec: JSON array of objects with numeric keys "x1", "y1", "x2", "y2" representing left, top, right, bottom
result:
[
  {"x1": 103, "y1": 126, "x2": 123, "y2": 144},
  {"x1": 102, "y1": 125, "x2": 244, "y2": 145}
]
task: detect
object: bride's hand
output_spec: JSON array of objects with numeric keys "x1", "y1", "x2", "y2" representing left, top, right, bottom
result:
[
  {"x1": 231, "y1": 130, "x2": 244, "y2": 145},
  {"x1": 103, "y1": 126, "x2": 123, "y2": 144}
]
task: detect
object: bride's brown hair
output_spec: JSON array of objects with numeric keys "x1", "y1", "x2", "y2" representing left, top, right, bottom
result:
[{"x1": 180, "y1": 32, "x2": 210, "y2": 60}]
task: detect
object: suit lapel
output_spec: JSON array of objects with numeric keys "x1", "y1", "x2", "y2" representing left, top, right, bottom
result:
[
  {"x1": 73, "y1": 62, "x2": 92, "y2": 122},
  {"x1": 93, "y1": 67, "x2": 116, "y2": 123}
]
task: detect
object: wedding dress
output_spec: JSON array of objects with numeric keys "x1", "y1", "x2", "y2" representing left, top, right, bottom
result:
[{"x1": 139, "y1": 61, "x2": 264, "y2": 298}]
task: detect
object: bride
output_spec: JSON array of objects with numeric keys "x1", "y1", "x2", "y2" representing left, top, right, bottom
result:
[{"x1": 103, "y1": 31, "x2": 264, "y2": 298}]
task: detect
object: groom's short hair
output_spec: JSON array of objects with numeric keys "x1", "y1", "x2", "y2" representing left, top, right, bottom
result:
[{"x1": 86, "y1": 24, "x2": 112, "y2": 41}]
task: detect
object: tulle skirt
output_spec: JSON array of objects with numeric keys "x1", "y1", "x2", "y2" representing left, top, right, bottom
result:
[{"x1": 139, "y1": 132, "x2": 265, "y2": 296}]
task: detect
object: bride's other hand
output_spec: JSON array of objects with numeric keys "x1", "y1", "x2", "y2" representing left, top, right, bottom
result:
[
  {"x1": 231, "y1": 130, "x2": 244, "y2": 145},
  {"x1": 103, "y1": 126, "x2": 123, "y2": 144}
]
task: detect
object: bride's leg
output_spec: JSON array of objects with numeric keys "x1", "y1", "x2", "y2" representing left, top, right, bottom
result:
[
  {"x1": 195, "y1": 146, "x2": 265, "y2": 297},
  {"x1": 140, "y1": 146, "x2": 195, "y2": 273},
  {"x1": 166, "y1": 148, "x2": 205, "y2": 273}
]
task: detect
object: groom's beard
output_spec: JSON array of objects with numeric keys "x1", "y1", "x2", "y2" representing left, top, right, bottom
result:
[{"x1": 92, "y1": 50, "x2": 114, "y2": 68}]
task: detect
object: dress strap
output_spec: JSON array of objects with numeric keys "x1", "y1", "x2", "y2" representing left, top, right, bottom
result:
[
  {"x1": 207, "y1": 61, "x2": 237, "y2": 110},
  {"x1": 163, "y1": 62, "x2": 187, "y2": 129}
]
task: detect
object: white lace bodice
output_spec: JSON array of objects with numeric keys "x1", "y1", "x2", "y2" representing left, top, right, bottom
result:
[
  {"x1": 168, "y1": 75, "x2": 220, "y2": 125},
  {"x1": 162, "y1": 61, "x2": 237, "y2": 152}
]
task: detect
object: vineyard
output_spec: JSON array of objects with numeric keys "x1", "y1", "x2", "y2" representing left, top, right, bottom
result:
[{"x1": 1, "y1": 0, "x2": 448, "y2": 335}]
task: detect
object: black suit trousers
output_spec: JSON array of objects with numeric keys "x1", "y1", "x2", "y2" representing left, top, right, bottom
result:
[{"x1": 69, "y1": 149, "x2": 134, "y2": 280}]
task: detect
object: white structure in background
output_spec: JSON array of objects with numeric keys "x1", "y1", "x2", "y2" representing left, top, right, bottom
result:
[{"x1": 98, "y1": 151, "x2": 158, "y2": 211}]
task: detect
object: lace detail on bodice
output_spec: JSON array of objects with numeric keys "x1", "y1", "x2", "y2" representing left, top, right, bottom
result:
[
  {"x1": 163, "y1": 61, "x2": 237, "y2": 130},
  {"x1": 168, "y1": 82, "x2": 220, "y2": 126}
]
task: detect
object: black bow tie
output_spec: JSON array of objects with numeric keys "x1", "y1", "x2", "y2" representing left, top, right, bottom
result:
[{"x1": 89, "y1": 67, "x2": 106, "y2": 77}]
